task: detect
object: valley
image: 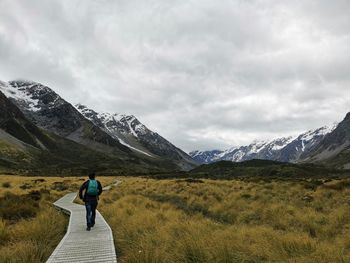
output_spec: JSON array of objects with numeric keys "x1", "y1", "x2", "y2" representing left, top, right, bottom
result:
[
  {"x1": 3, "y1": 173, "x2": 349, "y2": 262},
  {"x1": 2, "y1": 79, "x2": 350, "y2": 263},
  {"x1": 1, "y1": 1, "x2": 350, "y2": 262}
]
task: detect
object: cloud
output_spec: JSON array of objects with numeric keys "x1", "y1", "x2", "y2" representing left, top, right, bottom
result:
[{"x1": 0, "y1": 0, "x2": 349, "y2": 152}]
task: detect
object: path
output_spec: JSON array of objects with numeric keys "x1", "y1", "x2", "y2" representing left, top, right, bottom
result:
[{"x1": 46, "y1": 181, "x2": 121, "y2": 263}]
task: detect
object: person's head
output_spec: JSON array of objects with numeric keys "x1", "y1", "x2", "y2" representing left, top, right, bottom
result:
[{"x1": 88, "y1": 172, "x2": 96, "y2": 180}]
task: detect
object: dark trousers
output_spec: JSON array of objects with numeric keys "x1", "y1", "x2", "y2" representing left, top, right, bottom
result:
[{"x1": 85, "y1": 200, "x2": 98, "y2": 227}]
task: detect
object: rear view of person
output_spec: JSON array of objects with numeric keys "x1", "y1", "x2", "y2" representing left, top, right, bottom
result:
[{"x1": 79, "y1": 172, "x2": 103, "y2": 231}]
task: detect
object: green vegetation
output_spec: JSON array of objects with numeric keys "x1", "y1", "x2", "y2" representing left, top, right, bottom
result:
[
  {"x1": 0, "y1": 131, "x2": 177, "y2": 176},
  {"x1": 100, "y1": 176, "x2": 350, "y2": 263},
  {"x1": 188, "y1": 160, "x2": 348, "y2": 179}
]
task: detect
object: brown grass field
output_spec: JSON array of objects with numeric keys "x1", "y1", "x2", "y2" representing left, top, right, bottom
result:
[
  {"x1": 0, "y1": 175, "x2": 116, "y2": 263},
  {"x1": 1, "y1": 175, "x2": 350, "y2": 262},
  {"x1": 99, "y1": 177, "x2": 350, "y2": 263}
]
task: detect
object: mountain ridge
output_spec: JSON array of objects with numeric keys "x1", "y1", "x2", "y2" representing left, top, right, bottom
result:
[
  {"x1": 0, "y1": 79, "x2": 196, "y2": 171},
  {"x1": 190, "y1": 125, "x2": 337, "y2": 164},
  {"x1": 75, "y1": 104, "x2": 197, "y2": 170},
  {"x1": 301, "y1": 113, "x2": 350, "y2": 168}
]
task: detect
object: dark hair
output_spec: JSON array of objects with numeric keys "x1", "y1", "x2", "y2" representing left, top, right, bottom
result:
[{"x1": 88, "y1": 172, "x2": 96, "y2": 179}]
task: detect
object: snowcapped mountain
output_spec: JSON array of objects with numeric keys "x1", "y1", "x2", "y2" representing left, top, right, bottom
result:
[
  {"x1": 189, "y1": 150, "x2": 223, "y2": 164},
  {"x1": 76, "y1": 104, "x2": 197, "y2": 170},
  {"x1": 190, "y1": 125, "x2": 337, "y2": 164},
  {"x1": 278, "y1": 125, "x2": 337, "y2": 162},
  {"x1": 0, "y1": 88, "x2": 181, "y2": 175},
  {"x1": 301, "y1": 113, "x2": 350, "y2": 167},
  {"x1": 0, "y1": 79, "x2": 197, "y2": 171},
  {"x1": 0, "y1": 80, "x2": 133, "y2": 154}
]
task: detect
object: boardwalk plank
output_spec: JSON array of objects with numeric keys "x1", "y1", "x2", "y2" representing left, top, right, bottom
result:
[{"x1": 46, "y1": 191, "x2": 117, "y2": 263}]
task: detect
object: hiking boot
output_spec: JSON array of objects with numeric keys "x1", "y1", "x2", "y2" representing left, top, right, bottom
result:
[{"x1": 86, "y1": 226, "x2": 91, "y2": 231}]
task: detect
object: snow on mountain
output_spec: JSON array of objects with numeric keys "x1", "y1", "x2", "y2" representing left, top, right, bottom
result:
[
  {"x1": 0, "y1": 80, "x2": 82, "y2": 135},
  {"x1": 76, "y1": 104, "x2": 154, "y2": 157},
  {"x1": 2, "y1": 80, "x2": 67, "y2": 113},
  {"x1": 278, "y1": 125, "x2": 338, "y2": 162},
  {"x1": 300, "y1": 113, "x2": 350, "y2": 166},
  {"x1": 189, "y1": 150, "x2": 223, "y2": 164},
  {"x1": 0, "y1": 80, "x2": 41, "y2": 112},
  {"x1": 0, "y1": 80, "x2": 131, "y2": 154},
  {"x1": 76, "y1": 104, "x2": 150, "y2": 138},
  {"x1": 76, "y1": 104, "x2": 197, "y2": 169},
  {"x1": 0, "y1": 79, "x2": 197, "y2": 170},
  {"x1": 190, "y1": 125, "x2": 337, "y2": 164}
]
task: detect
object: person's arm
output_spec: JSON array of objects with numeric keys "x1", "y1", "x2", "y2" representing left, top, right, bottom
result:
[
  {"x1": 98, "y1": 181, "x2": 103, "y2": 196},
  {"x1": 79, "y1": 181, "x2": 88, "y2": 199}
]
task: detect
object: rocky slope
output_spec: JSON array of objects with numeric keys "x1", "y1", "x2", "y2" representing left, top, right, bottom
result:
[
  {"x1": 0, "y1": 80, "x2": 131, "y2": 155},
  {"x1": 0, "y1": 89, "x2": 52, "y2": 151},
  {"x1": 301, "y1": 113, "x2": 350, "y2": 168},
  {"x1": 76, "y1": 104, "x2": 197, "y2": 170},
  {"x1": 0, "y1": 89, "x2": 180, "y2": 175},
  {"x1": 0, "y1": 79, "x2": 196, "y2": 171},
  {"x1": 190, "y1": 125, "x2": 337, "y2": 164}
]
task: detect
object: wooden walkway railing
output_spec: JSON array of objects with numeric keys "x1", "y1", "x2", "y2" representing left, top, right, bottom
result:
[{"x1": 46, "y1": 184, "x2": 118, "y2": 262}]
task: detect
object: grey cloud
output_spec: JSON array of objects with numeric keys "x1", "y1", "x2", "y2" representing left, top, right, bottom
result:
[{"x1": 0, "y1": 0, "x2": 350, "y2": 152}]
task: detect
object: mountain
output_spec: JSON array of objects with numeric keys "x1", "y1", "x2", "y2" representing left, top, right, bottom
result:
[
  {"x1": 190, "y1": 137, "x2": 294, "y2": 164},
  {"x1": 189, "y1": 150, "x2": 223, "y2": 164},
  {"x1": 0, "y1": 88, "x2": 51, "y2": 150},
  {"x1": 0, "y1": 79, "x2": 196, "y2": 172},
  {"x1": 190, "y1": 125, "x2": 337, "y2": 164},
  {"x1": 0, "y1": 80, "x2": 132, "y2": 156},
  {"x1": 302, "y1": 113, "x2": 350, "y2": 168},
  {"x1": 0, "y1": 89, "x2": 172, "y2": 175},
  {"x1": 278, "y1": 126, "x2": 336, "y2": 162},
  {"x1": 75, "y1": 104, "x2": 197, "y2": 170}
]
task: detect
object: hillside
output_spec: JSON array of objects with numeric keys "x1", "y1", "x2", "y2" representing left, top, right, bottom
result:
[
  {"x1": 1, "y1": 80, "x2": 131, "y2": 155},
  {"x1": 189, "y1": 159, "x2": 341, "y2": 179},
  {"x1": 0, "y1": 90, "x2": 177, "y2": 175},
  {"x1": 190, "y1": 126, "x2": 336, "y2": 164},
  {"x1": 0, "y1": 80, "x2": 196, "y2": 171},
  {"x1": 302, "y1": 113, "x2": 350, "y2": 168},
  {"x1": 76, "y1": 104, "x2": 196, "y2": 170}
]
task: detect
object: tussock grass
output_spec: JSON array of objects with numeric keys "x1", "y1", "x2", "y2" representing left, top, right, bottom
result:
[
  {"x1": 1, "y1": 182, "x2": 10, "y2": 188},
  {"x1": 0, "y1": 192, "x2": 40, "y2": 221},
  {"x1": 0, "y1": 174, "x2": 117, "y2": 262},
  {"x1": 100, "y1": 177, "x2": 350, "y2": 263}
]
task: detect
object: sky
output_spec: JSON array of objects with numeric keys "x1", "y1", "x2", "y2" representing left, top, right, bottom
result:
[{"x1": 0, "y1": 0, "x2": 350, "y2": 152}]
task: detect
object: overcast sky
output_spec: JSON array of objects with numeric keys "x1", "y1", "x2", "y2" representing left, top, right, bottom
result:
[{"x1": 0, "y1": 0, "x2": 350, "y2": 152}]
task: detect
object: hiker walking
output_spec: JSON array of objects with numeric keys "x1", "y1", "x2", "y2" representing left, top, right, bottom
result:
[{"x1": 79, "y1": 172, "x2": 103, "y2": 231}]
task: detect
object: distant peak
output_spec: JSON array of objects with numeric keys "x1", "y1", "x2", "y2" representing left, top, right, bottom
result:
[
  {"x1": 9, "y1": 79, "x2": 42, "y2": 86},
  {"x1": 75, "y1": 103, "x2": 87, "y2": 109}
]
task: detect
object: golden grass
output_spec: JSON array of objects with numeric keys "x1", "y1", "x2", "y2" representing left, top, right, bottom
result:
[
  {"x1": 99, "y1": 177, "x2": 350, "y2": 263},
  {"x1": 0, "y1": 175, "x2": 117, "y2": 197},
  {"x1": 0, "y1": 174, "x2": 117, "y2": 262}
]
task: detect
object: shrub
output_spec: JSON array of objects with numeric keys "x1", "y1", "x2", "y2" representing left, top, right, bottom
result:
[
  {"x1": 2, "y1": 182, "x2": 11, "y2": 188},
  {"x1": 32, "y1": 178, "x2": 46, "y2": 183},
  {"x1": 323, "y1": 180, "x2": 350, "y2": 191},
  {"x1": 240, "y1": 193, "x2": 252, "y2": 199},
  {"x1": 0, "y1": 219, "x2": 9, "y2": 245},
  {"x1": 0, "y1": 192, "x2": 39, "y2": 221},
  {"x1": 20, "y1": 183, "x2": 32, "y2": 190},
  {"x1": 51, "y1": 182, "x2": 68, "y2": 191},
  {"x1": 28, "y1": 190, "x2": 42, "y2": 201}
]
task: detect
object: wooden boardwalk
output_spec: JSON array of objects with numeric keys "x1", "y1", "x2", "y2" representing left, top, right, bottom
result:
[{"x1": 46, "y1": 185, "x2": 118, "y2": 263}]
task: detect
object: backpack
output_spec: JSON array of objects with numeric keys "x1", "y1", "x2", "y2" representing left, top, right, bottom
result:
[{"x1": 87, "y1": 179, "x2": 98, "y2": 196}]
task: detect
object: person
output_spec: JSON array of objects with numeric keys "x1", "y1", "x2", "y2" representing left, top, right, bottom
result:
[{"x1": 79, "y1": 172, "x2": 103, "y2": 231}]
